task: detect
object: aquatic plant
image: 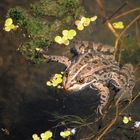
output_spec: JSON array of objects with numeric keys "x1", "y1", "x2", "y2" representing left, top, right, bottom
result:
[
  {"x1": 54, "y1": 29, "x2": 76, "y2": 45},
  {"x1": 46, "y1": 72, "x2": 63, "y2": 88},
  {"x1": 32, "y1": 130, "x2": 52, "y2": 140},
  {"x1": 112, "y1": 21, "x2": 125, "y2": 29},
  {"x1": 4, "y1": 18, "x2": 18, "y2": 32},
  {"x1": 122, "y1": 116, "x2": 131, "y2": 124},
  {"x1": 75, "y1": 16, "x2": 97, "y2": 30},
  {"x1": 30, "y1": 0, "x2": 85, "y2": 18},
  {"x1": 60, "y1": 130, "x2": 71, "y2": 138},
  {"x1": 6, "y1": 0, "x2": 85, "y2": 63}
]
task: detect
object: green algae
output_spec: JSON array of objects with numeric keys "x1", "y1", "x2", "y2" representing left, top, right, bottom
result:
[{"x1": 7, "y1": 0, "x2": 85, "y2": 63}]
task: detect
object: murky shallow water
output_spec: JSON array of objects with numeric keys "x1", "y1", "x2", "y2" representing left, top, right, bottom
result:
[{"x1": 0, "y1": 0, "x2": 140, "y2": 140}]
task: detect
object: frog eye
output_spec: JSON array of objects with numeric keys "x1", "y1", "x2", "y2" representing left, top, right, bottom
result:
[{"x1": 77, "y1": 77, "x2": 84, "y2": 83}]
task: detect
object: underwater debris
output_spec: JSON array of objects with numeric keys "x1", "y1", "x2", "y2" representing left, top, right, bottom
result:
[
  {"x1": 112, "y1": 21, "x2": 124, "y2": 29},
  {"x1": 75, "y1": 16, "x2": 97, "y2": 30},
  {"x1": 4, "y1": 18, "x2": 18, "y2": 32},
  {"x1": 134, "y1": 121, "x2": 140, "y2": 128},
  {"x1": 70, "y1": 128, "x2": 76, "y2": 135}
]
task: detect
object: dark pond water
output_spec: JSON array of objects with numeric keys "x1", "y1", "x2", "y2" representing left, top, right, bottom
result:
[{"x1": 0, "y1": 0, "x2": 140, "y2": 140}]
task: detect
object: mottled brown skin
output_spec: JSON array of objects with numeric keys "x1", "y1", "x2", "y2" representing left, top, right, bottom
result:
[{"x1": 42, "y1": 41, "x2": 135, "y2": 115}]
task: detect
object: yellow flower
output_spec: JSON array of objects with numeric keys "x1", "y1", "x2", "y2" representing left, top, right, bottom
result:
[
  {"x1": 32, "y1": 134, "x2": 40, "y2": 140},
  {"x1": 60, "y1": 130, "x2": 71, "y2": 138},
  {"x1": 40, "y1": 131, "x2": 52, "y2": 140},
  {"x1": 112, "y1": 21, "x2": 124, "y2": 29}
]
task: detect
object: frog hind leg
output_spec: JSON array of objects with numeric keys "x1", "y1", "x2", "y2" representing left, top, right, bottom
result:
[
  {"x1": 119, "y1": 64, "x2": 135, "y2": 100},
  {"x1": 93, "y1": 83, "x2": 110, "y2": 115}
]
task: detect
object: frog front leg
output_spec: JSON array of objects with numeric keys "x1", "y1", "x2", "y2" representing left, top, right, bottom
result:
[
  {"x1": 112, "y1": 64, "x2": 135, "y2": 101},
  {"x1": 92, "y1": 83, "x2": 110, "y2": 115},
  {"x1": 40, "y1": 49, "x2": 71, "y2": 67},
  {"x1": 43, "y1": 54, "x2": 71, "y2": 67}
]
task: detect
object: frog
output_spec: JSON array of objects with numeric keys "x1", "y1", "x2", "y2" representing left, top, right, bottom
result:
[{"x1": 40, "y1": 41, "x2": 135, "y2": 115}]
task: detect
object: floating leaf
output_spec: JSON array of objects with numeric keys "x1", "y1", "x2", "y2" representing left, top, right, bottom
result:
[
  {"x1": 35, "y1": 48, "x2": 40, "y2": 51},
  {"x1": 60, "y1": 130, "x2": 71, "y2": 138},
  {"x1": 4, "y1": 26, "x2": 11, "y2": 32},
  {"x1": 112, "y1": 21, "x2": 124, "y2": 29},
  {"x1": 90, "y1": 16, "x2": 97, "y2": 22},
  {"x1": 81, "y1": 17, "x2": 86, "y2": 23},
  {"x1": 68, "y1": 29, "x2": 76, "y2": 36},
  {"x1": 123, "y1": 116, "x2": 131, "y2": 124},
  {"x1": 40, "y1": 131, "x2": 52, "y2": 140},
  {"x1": 56, "y1": 78, "x2": 63, "y2": 84},
  {"x1": 75, "y1": 20, "x2": 82, "y2": 26},
  {"x1": 32, "y1": 134, "x2": 40, "y2": 140},
  {"x1": 46, "y1": 81, "x2": 52, "y2": 86},
  {"x1": 62, "y1": 30, "x2": 69, "y2": 36},
  {"x1": 54, "y1": 36, "x2": 63, "y2": 44},
  {"x1": 5, "y1": 18, "x2": 13, "y2": 26},
  {"x1": 77, "y1": 24, "x2": 84, "y2": 30},
  {"x1": 63, "y1": 39, "x2": 70, "y2": 45},
  {"x1": 61, "y1": 36, "x2": 68, "y2": 42},
  {"x1": 4, "y1": 18, "x2": 19, "y2": 32},
  {"x1": 83, "y1": 18, "x2": 90, "y2": 26},
  {"x1": 55, "y1": 74, "x2": 62, "y2": 78},
  {"x1": 57, "y1": 85, "x2": 63, "y2": 88}
]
